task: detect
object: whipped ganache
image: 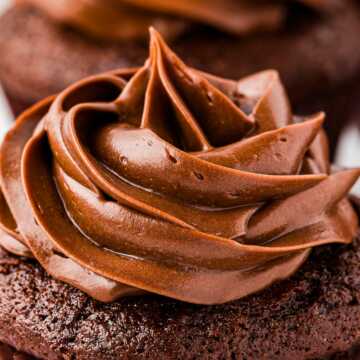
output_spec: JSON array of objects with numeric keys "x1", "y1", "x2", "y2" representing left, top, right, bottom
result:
[{"x1": 0, "y1": 29, "x2": 359, "y2": 304}]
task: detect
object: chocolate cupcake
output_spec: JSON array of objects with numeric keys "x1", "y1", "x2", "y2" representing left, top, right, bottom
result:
[
  {"x1": 1, "y1": 1, "x2": 360, "y2": 155},
  {"x1": 0, "y1": 30, "x2": 359, "y2": 359}
]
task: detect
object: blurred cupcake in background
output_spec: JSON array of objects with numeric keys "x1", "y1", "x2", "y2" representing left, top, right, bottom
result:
[{"x1": 0, "y1": 0, "x2": 360, "y2": 155}]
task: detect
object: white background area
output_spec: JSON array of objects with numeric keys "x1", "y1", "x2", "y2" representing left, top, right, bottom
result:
[
  {"x1": 0, "y1": 85, "x2": 13, "y2": 139},
  {"x1": 0, "y1": 0, "x2": 13, "y2": 141},
  {"x1": 0, "y1": 0, "x2": 359, "y2": 193}
]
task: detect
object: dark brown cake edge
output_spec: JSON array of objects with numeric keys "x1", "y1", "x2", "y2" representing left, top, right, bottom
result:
[
  {"x1": 0, "y1": 342, "x2": 34, "y2": 359},
  {"x1": 2, "y1": 89, "x2": 33, "y2": 117}
]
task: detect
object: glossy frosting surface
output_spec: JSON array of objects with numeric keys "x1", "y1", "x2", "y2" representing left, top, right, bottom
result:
[
  {"x1": 18, "y1": 0, "x2": 332, "y2": 40},
  {"x1": 0, "y1": 29, "x2": 359, "y2": 304}
]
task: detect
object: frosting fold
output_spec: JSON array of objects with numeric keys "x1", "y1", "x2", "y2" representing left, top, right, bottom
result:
[{"x1": 0, "y1": 29, "x2": 358, "y2": 304}]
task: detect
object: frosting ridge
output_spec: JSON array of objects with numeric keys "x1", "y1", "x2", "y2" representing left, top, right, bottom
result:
[{"x1": 0, "y1": 29, "x2": 358, "y2": 304}]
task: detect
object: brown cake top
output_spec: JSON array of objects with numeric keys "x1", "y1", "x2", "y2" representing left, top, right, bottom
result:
[
  {"x1": 17, "y1": 0, "x2": 334, "y2": 41},
  {"x1": 0, "y1": 29, "x2": 359, "y2": 305}
]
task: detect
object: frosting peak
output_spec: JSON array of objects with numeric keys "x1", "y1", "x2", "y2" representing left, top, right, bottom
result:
[
  {"x1": 19, "y1": 0, "x2": 331, "y2": 41},
  {"x1": 0, "y1": 29, "x2": 359, "y2": 304}
]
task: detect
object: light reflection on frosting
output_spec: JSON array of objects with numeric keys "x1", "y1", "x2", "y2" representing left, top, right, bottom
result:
[{"x1": 0, "y1": 29, "x2": 358, "y2": 305}]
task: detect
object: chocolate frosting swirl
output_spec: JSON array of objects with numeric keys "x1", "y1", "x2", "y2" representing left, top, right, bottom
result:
[
  {"x1": 18, "y1": 0, "x2": 332, "y2": 41},
  {"x1": 0, "y1": 29, "x2": 359, "y2": 305}
]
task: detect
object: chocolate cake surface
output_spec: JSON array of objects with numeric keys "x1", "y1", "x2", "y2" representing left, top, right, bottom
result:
[
  {"x1": 1, "y1": 2, "x2": 360, "y2": 153},
  {"x1": 0, "y1": 204, "x2": 359, "y2": 359}
]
